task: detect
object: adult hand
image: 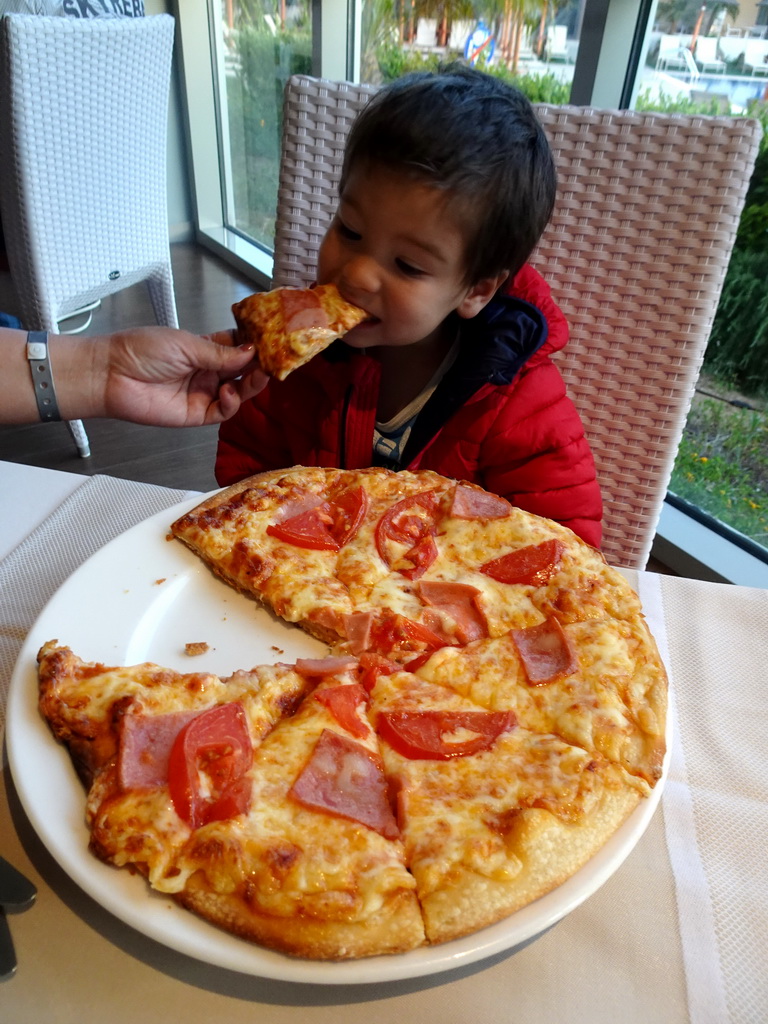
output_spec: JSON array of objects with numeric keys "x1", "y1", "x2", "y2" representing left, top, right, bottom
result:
[{"x1": 100, "y1": 327, "x2": 268, "y2": 427}]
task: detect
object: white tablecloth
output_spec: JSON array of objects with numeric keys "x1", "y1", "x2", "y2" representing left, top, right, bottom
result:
[{"x1": 1, "y1": 462, "x2": 766, "y2": 1023}]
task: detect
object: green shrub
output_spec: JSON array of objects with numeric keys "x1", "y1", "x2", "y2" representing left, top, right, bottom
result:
[
  {"x1": 376, "y1": 43, "x2": 441, "y2": 80},
  {"x1": 376, "y1": 45, "x2": 571, "y2": 104},
  {"x1": 704, "y1": 249, "x2": 768, "y2": 396},
  {"x1": 226, "y1": 27, "x2": 311, "y2": 245}
]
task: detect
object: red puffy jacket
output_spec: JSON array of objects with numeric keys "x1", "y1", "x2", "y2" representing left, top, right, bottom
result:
[{"x1": 216, "y1": 264, "x2": 602, "y2": 547}]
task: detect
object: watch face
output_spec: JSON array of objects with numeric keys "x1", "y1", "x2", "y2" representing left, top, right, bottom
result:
[{"x1": 27, "y1": 341, "x2": 48, "y2": 360}]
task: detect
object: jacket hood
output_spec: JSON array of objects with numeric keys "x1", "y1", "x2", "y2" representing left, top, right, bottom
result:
[
  {"x1": 399, "y1": 264, "x2": 567, "y2": 464},
  {"x1": 460, "y1": 291, "x2": 549, "y2": 388}
]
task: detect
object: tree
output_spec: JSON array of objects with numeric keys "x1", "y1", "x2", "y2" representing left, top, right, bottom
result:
[{"x1": 655, "y1": 0, "x2": 739, "y2": 34}]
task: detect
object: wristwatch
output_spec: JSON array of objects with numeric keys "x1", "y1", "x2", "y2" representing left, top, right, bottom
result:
[{"x1": 26, "y1": 331, "x2": 61, "y2": 422}]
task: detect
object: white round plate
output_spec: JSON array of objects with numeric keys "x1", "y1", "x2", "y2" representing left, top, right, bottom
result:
[{"x1": 7, "y1": 493, "x2": 669, "y2": 985}]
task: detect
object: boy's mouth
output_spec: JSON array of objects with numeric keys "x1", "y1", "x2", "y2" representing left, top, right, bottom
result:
[{"x1": 343, "y1": 318, "x2": 380, "y2": 347}]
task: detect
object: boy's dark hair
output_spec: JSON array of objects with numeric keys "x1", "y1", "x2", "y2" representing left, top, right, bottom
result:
[{"x1": 339, "y1": 63, "x2": 557, "y2": 284}]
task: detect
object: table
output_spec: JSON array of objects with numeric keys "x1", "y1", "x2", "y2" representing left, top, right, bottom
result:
[{"x1": 1, "y1": 461, "x2": 766, "y2": 1024}]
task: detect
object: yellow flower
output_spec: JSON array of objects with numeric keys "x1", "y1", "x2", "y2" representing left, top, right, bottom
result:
[{"x1": 699, "y1": 456, "x2": 709, "y2": 463}]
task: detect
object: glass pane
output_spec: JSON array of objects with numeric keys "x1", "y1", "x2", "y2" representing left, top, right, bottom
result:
[
  {"x1": 214, "y1": 0, "x2": 313, "y2": 250},
  {"x1": 635, "y1": 17, "x2": 768, "y2": 558},
  {"x1": 360, "y1": 0, "x2": 581, "y2": 102}
]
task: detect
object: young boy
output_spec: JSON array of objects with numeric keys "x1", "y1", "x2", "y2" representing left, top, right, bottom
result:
[{"x1": 216, "y1": 64, "x2": 602, "y2": 548}]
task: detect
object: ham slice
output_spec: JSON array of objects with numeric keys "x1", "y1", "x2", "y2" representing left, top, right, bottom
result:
[
  {"x1": 343, "y1": 611, "x2": 374, "y2": 655},
  {"x1": 272, "y1": 492, "x2": 325, "y2": 524},
  {"x1": 118, "y1": 709, "x2": 201, "y2": 790},
  {"x1": 450, "y1": 483, "x2": 511, "y2": 519},
  {"x1": 511, "y1": 617, "x2": 578, "y2": 685},
  {"x1": 417, "y1": 580, "x2": 489, "y2": 643},
  {"x1": 294, "y1": 656, "x2": 359, "y2": 676},
  {"x1": 279, "y1": 288, "x2": 330, "y2": 333},
  {"x1": 289, "y1": 729, "x2": 400, "y2": 839}
]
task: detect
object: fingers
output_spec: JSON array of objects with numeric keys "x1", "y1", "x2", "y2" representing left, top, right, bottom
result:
[
  {"x1": 237, "y1": 366, "x2": 270, "y2": 401},
  {"x1": 211, "y1": 369, "x2": 269, "y2": 423},
  {"x1": 187, "y1": 338, "x2": 261, "y2": 383},
  {"x1": 214, "y1": 381, "x2": 241, "y2": 422},
  {"x1": 205, "y1": 329, "x2": 239, "y2": 348}
]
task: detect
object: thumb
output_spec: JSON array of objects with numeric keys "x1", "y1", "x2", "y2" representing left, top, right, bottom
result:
[{"x1": 194, "y1": 339, "x2": 258, "y2": 375}]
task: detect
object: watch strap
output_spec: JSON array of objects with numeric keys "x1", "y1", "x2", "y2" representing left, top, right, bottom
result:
[{"x1": 26, "y1": 331, "x2": 61, "y2": 422}]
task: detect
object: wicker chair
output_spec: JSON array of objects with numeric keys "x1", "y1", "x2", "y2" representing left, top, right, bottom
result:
[
  {"x1": 0, "y1": 14, "x2": 178, "y2": 457},
  {"x1": 272, "y1": 74, "x2": 762, "y2": 570}
]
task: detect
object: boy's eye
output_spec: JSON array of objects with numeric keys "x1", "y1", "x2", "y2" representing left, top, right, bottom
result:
[
  {"x1": 337, "y1": 220, "x2": 361, "y2": 241},
  {"x1": 396, "y1": 258, "x2": 425, "y2": 277}
]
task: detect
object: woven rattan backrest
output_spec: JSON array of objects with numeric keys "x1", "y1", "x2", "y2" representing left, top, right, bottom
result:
[{"x1": 272, "y1": 74, "x2": 762, "y2": 568}]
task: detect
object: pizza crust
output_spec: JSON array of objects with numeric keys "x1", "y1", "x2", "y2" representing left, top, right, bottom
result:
[
  {"x1": 178, "y1": 885, "x2": 426, "y2": 961},
  {"x1": 419, "y1": 786, "x2": 641, "y2": 944}
]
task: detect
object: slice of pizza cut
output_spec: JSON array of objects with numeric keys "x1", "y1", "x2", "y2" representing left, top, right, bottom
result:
[
  {"x1": 171, "y1": 466, "x2": 479, "y2": 650},
  {"x1": 38, "y1": 642, "x2": 424, "y2": 959},
  {"x1": 367, "y1": 667, "x2": 643, "y2": 945},
  {"x1": 169, "y1": 657, "x2": 425, "y2": 960},
  {"x1": 407, "y1": 612, "x2": 667, "y2": 790},
  {"x1": 232, "y1": 284, "x2": 370, "y2": 380},
  {"x1": 171, "y1": 466, "x2": 364, "y2": 642},
  {"x1": 170, "y1": 467, "x2": 585, "y2": 657},
  {"x1": 37, "y1": 640, "x2": 315, "y2": 788},
  {"x1": 37, "y1": 642, "x2": 322, "y2": 891}
]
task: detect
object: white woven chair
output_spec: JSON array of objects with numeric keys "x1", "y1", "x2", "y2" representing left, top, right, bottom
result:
[
  {"x1": 0, "y1": 13, "x2": 178, "y2": 457},
  {"x1": 272, "y1": 74, "x2": 762, "y2": 569}
]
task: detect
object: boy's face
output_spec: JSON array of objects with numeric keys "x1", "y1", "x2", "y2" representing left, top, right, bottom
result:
[{"x1": 317, "y1": 164, "x2": 504, "y2": 352}]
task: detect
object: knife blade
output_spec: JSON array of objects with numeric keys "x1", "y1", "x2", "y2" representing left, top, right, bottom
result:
[
  {"x1": 0, "y1": 909, "x2": 17, "y2": 979},
  {"x1": 0, "y1": 856, "x2": 36, "y2": 909}
]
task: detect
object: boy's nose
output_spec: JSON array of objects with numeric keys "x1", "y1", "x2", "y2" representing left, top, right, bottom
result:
[{"x1": 340, "y1": 255, "x2": 379, "y2": 297}]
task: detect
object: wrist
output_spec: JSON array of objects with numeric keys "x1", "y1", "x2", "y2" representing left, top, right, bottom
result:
[{"x1": 47, "y1": 333, "x2": 110, "y2": 420}]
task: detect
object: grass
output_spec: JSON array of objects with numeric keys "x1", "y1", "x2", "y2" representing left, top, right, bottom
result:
[{"x1": 670, "y1": 393, "x2": 768, "y2": 549}]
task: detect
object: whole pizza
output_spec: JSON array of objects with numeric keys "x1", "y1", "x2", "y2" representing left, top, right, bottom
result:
[{"x1": 37, "y1": 465, "x2": 667, "y2": 961}]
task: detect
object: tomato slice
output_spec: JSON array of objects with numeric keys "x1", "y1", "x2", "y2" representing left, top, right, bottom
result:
[
  {"x1": 401, "y1": 651, "x2": 435, "y2": 672},
  {"x1": 368, "y1": 610, "x2": 448, "y2": 657},
  {"x1": 266, "y1": 485, "x2": 368, "y2": 551},
  {"x1": 357, "y1": 653, "x2": 399, "y2": 693},
  {"x1": 378, "y1": 710, "x2": 514, "y2": 760},
  {"x1": 315, "y1": 683, "x2": 370, "y2": 738},
  {"x1": 480, "y1": 539, "x2": 564, "y2": 586},
  {"x1": 374, "y1": 490, "x2": 441, "y2": 579},
  {"x1": 331, "y1": 485, "x2": 370, "y2": 546},
  {"x1": 168, "y1": 702, "x2": 252, "y2": 829}
]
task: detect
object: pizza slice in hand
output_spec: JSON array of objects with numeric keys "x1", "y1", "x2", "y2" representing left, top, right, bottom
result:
[{"x1": 232, "y1": 284, "x2": 370, "y2": 380}]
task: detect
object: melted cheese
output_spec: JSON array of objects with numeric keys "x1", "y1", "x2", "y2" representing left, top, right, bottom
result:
[{"x1": 172, "y1": 686, "x2": 413, "y2": 920}]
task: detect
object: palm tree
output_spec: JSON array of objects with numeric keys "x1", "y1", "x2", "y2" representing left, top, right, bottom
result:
[{"x1": 490, "y1": 0, "x2": 542, "y2": 72}]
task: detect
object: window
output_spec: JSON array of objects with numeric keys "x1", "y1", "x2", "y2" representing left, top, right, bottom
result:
[{"x1": 634, "y1": 2, "x2": 768, "y2": 582}]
